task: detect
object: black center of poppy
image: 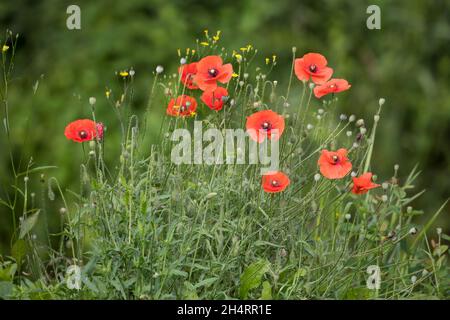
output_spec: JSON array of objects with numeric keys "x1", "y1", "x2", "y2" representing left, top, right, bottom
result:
[
  {"x1": 309, "y1": 64, "x2": 317, "y2": 73},
  {"x1": 208, "y1": 68, "x2": 218, "y2": 77},
  {"x1": 79, "y1": 130, "x2": 88, "y2": 139},
  {"x1": 261, "y1": 121, "x2": 272, "y2": 130},
  {"x1": 271, "y1": 180, "x2": 279, "y2": 187},
  {"x1": 332, "y1": 155, "x2": 339, "y2": 163}
]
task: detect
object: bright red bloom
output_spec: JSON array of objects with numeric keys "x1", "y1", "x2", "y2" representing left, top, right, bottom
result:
[
  {"x1": 313, "y1": 79, "x2": 351, "y2": 98},
  {"x1": 194, "y1": 55, "x2": 233, "y2": 91},
  {"x1": 262, "y1": 171, "x2": 290, "y2": 193},
  {"x1": 179, "y1": 62, "x2": 198, "y2": 90},
  {"x1": 294, "y1": 53, "x2": 333, "y2": 84},
  {"x1": 201, "y1": 87, "x2": 229, "y2": 111},
  {"x1": 352, "y1": 172, "x2": 380, "y2": 195},
  {"x1": 166, "y1": 95, "x2": 197, "y2": 117},
  {"x1": 318, "y1": 148, "x2": 352, "y2": 179},
  {"x1": 246, "y1": 110, "x2": 285, "y2": 143},
  {"x1": 64, "y1": 119, "x2": 103, "y2": 143}
]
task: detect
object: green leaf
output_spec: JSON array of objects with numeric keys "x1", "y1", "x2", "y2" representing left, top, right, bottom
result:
[
  {"x1": 194, "y1": 277, "x2": 218, "y2": 289},
  {"x1": 19, "y1": 210, "x2": 40, "y2": 239},
  {"x1": 343, "y1": 287, "x2": 372, "y2": 300},
  {"x1": 11, "y1": 239, "x2": 27, "y2": 264},
  {"x1": 182, "y1": 281, "x2": 199, "y2": 300},
  {"x1": 239, "y1": 259, "x2": 270, "y2": 299},
  {"x1": 0, "y1": 281, "x2": 13, "y2": 299},
  {"x1": 260, "y1": 281, "x2": 272, "y2": 300}
]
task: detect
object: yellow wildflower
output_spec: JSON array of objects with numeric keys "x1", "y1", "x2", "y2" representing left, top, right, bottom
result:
[
  {"x1": 119, "y1": 71, "x2": 129, "y2": 77},
  {"x1": 2, "y1": 45, "x2": 9, "y2": 52},
  {"x1": 265, "y1": 58, "x2": 270, "y2": 65},
  {"x1": 232, "y1": 73, "x2": 239, "y2": 78},
  {"x1": 235, "y1": 54, "x2": 242, "y2": 62},
  {"x1": 200, "y1": 42, "x2": 209, "y2": 46}
]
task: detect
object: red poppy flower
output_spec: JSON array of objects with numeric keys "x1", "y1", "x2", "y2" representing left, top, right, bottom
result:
[
  {"x1": 201, "y1": 87, "x2": 229, "y2": 111},
  {"x1": 318, "y1": 148, "x2": 352, "y2": 179},
  {"x1": 294, "y1": 53, "x2": 333, "y2": 84},
  {"x1": 246, "y1": 110, "x2": 285, "y2": 143},
  {"x1": 65, "y1": 119, "x2": 103, "y2": 143},
  {"x1": 313, "y1": 79, "x2": 351, "y2": 98},
  {"x1": 179, "y1": 62, "x2": 198, "y2": 90},
  {"x1": 166, "y1": 95, "x2": 197, "y2": 117},
  {"x1": 352, "y1": 172, "x2": 380, "y2": 195},
  {"x1": 262, "y1": 171, "x2": 290, "y2": 193},
  {"x1": 194, "y1": 55, "x2": 233, "y2": 91}
]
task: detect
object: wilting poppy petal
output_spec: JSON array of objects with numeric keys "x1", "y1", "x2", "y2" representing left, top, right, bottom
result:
[
  {"x1": 352, "y1": 172, "x2": 380, "y2": 194},
  {"x1": 246, "y1": 110, "x2": 285, "y2": 143},
  {"x1": 262, "y1": 171, "x2": 290, "y2": 193},
  {"x1": 313, "y1": 78, "x2": 351, "y2": 98},
  {"x1": 318, "y1": 148, "x2": 352, "y2": 179}
]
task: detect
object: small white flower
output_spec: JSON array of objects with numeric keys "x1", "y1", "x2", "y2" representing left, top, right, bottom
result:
[
  {"x1": 382, "y1": 182, "x2": 389, "y2": 189},
  {"x1": 314, "y1": 173, "x2": 321, "y2": 182},
  {"x1": 89, "y1": 97, "x2": 96, "y2": 105},
  {"x1": 381, "y1": 195, "x2": 388, "y2": 202},
  {"x1": 24, "y1": 176, "x2": 29, "y2": 182},
  {"x1": 379, "y1": 98, "x2": 385, "y2": 106},
  {"x1": 352, "y1": 142, "x2": 359, "y2": 148},
  {"x1": 437, "y1": 227, "x2": 442, "y2": 235},
  {"x1": 411, "y1": 275, "x2": 417, "y2": 284},
  {"x1": 374, "y1": 115, "x2": 380, "y2": 122},
  {"x1": 360, "y1": 127, "x2": 367, "y2": 135},
  {"x1": 316, "y1": 115, "x2": 322, "y2": 120},
  {"x1": 349, "y1": 115, "x2": 356, "y2": 122},
  {"x1": 394, "y1": 164, "x2": 400, "y2": 171},
  {"x1": 309, "y1": 82, "x2": 315, "y2": 89},
  {"x1": 129, "y1": 69, "x2": 135, "y2": 76},
  {"x1": 283, "y1": 102, "x2": 290, "y2": 108},
  {"x1": 356, "y1": 119, "x2": 365, "y2": 127},
  {"x1": 422, "y1": 269, "x2": 428, "y2": 277},
  {"x1": 345, "y1": 213, "x2": 351, "y2": 220},
  {"x1": 340, "y1": 114, "x2": 348, "y2": 121},
  {"x1": 239, "y1": 81, "x2": 244, "y2": 87},
  {"x1": 407, "y1": 206, "x2": 413, "y2": 214},
  {"x1": 318, "y1": 108, "x2": 324, "y2": 114},
  {"x1": 351, "y1": 171, "x2": 357, "y2": 177},
  {"x1": 156, "y1": 65, "x2": 164, "y2": 74},
  {"x1": 180, "y1": 57, "x2": 187, "y2": 65},
  {"x1": 346, "y1": 131, "x2": 352, "y2": 137},
  {"x1": 409, "y1": 227, "x2": 418, "y2": 235},
  {"x1": 306, "y1": 124, "x2": 314, "y2": 130},
  {"x1": 273, "y1": 80, "x2": 278, "y2": 86}
]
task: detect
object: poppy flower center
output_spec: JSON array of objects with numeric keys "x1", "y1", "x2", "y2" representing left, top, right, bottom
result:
[
  {"x1": 271, "y1": 180, "x2": 279, "y2": 187},
  {"x1": 208, "y1": 68, "x2": 218, "y2": 77},
  {"x1": 78, "y1": 130, "x2": 88, "y2": 139},
  {"x1": 261, "y1": 121, "x2": 272, "y2": 130},
  {"x1": 332, "y1": 155, "x2": 339, "y2": 164},
  {"x1": 309, "y1": 64, "x2": 317, "y2": 73}
]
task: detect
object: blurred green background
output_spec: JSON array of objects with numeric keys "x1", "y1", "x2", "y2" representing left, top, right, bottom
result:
[{"x1": 0, "y1": 0, "x2": 449, "y2": 252}]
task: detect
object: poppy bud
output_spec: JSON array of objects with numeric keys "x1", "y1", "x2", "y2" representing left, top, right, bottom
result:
[
  {"x1": 292, "y1": 46, "x2": 297, "y2": 53},
  {"x1": 394, "y1": 164, "x2": 399, "y2": 171},
  {"x1": 349, "y1": 115, "x2": 356, "y2": 122},
  {"x1": 379, "y1": 98, "x2": 385, "y2": 106},
  {"x1": 156, "y1": 65, "x2": 164, "y2": 74},
  {"x1": 273, "y1": 80, "x2": 278, "y2": 86},
  {"x1": 356, "y1": 119, "x2": 365, "y2": 127}
]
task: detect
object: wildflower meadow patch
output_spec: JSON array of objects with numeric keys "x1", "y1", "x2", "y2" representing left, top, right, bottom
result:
[{"x1": 0, "y1": 28, "x2": 448, "y2": 302}]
